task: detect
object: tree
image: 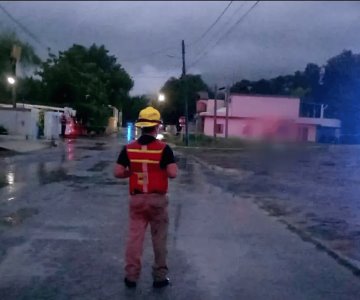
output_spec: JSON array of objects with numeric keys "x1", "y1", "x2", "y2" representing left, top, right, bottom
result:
[
  {"x1": 17, "y1": 77, "x2": 43, "y2": 103},
  {"x1": 0, "y1": 31, "x2": 41, "y2": 102},
  {"x1": 158, "y1": 74, "x2": 210, "y2": 124},
  {"x1": 320, "y1": 50, "x2": 360, "y2": 139},
  {"x1": 122, "y1": 95, "x2": 149, "y2": 125},
  {"x1": 230, "y1": 50, "x2": 360, "y2": 142},
  {"x1": 37, "y1": 44, "x2": 133, "y2": 127}
]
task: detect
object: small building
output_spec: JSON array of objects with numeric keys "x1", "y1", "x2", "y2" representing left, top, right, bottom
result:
[
  {"x1": 0, "y1": 103, "x2": 76, "y2": 140},
  {"x1": 197, "y1": 94, "x2": 341, "y2": 143}
]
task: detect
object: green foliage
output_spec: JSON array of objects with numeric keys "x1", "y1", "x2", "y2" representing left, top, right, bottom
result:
[
  {"x1": 0, "y1": 31, "x2": 41, "y2": 102},
  {"x1": 231, "y1": 50, "x2": 360, "y2": 140},
  {"x1": 320, "y1": 50, "x2": 360, "y2": 140},
  {"x1": 37, "y1": 44, "x2": 134, "y2": 127},
  {"x1": 122, "y1": 95, "x2": 149, "y2": 125},
  {"x1": 158, "y1": 74, "x2": 210, "y2": 124},
  {"x1": 231, "y1": 71, "x2": 313, "y2": 97}
]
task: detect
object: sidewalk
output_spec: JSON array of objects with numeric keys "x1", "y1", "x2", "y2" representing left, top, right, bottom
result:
[{"x1": 0, "y1": 135, "x2": 51, "y2": 153}]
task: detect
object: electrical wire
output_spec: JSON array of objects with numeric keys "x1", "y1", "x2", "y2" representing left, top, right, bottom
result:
[
  {"x1": 189, "y1": 1, "x2": 233, "y2": 47},
  {"x1": 188, "y1": 2, "x2": 246, "y2": 59},
  {"x1": 188, "y1": 1, "x2": 260, "y2": 71},
  {"x1": 0, "y1": 3, "x2": 50, "y2": 51},
  {"x1": 123, "y1": 2, "x2": 234, "y2": 64},
  {"x1": 120, "y1": 45, "x2": 180, "y2": 63}
]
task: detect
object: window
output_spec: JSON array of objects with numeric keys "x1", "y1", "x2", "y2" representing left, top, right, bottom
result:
[{"x1": 215, "y1": 124, "x2": 223, "y2": 134}]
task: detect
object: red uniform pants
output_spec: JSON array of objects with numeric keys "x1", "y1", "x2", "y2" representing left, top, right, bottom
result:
[{"x1": 125, "y1": 194, "x2": 169, "y2": 282}]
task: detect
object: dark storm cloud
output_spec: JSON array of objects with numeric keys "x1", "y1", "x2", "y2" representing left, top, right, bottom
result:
[{"x1": 1, "y1": 1, "x2": 359, "y2": 94}]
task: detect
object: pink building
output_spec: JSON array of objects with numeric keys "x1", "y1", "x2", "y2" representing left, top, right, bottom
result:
[{"x1": 197, "y1": 94, "x2": 341, "y2": 142}]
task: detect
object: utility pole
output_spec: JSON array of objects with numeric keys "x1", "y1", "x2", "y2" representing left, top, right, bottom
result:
[
  {"x1": 213, "y1": 84, "x2": 218, "y2": 139},
  {"x1": 225, "y1": 85, "x2": 230, "y2": 138},
  {"x1": 10, "y1": 45, "x2": 21, "y2": 108},
  {"x1": 181, "y1": 39, "x2": 189, "y2": 146}
]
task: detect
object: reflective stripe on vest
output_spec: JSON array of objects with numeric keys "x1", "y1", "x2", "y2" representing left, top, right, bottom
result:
[{"x1": 126, "y1": 140, "x2": 168, "y2": 194}]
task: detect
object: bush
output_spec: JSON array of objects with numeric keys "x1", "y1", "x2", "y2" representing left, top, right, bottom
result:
[
  {"x1": 86, "y1": 126, "x2": 106, "y2": 135},
  {"x1": 0, "y1": 125, "x2": 8, "y2": 135}
]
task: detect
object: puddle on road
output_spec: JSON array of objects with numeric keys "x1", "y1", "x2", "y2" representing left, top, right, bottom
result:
[
  {"x1": 177, "y1": 156, "x2": 195, "y2": 185},
  {"x1": 100, "y1": 180, "x2": 126, "y2": 185},
  {"x1": 76, "y1": 145, "x2": 104, "y2": 151},
  {"x1": 320, "y1": 161, "x2": 336, "y2": 167},
  {"x1": 0, "y1": 208, "x2": 39, "y2": 227},
  {"x1": 305, "y1": 217, "x2": 349, "y2": 241},
  {"x1": 0, "y1": 179, "x2": 8, "y2": 188},
  {"x1": 0, "y1": 148, "x2": 16, "y2": 157},
  {"x1": 87, "y1": 161, "x2": 110, "y2": 172},
  {"x1": 38, "y1": 168, "x2": 68, "y2": 185}
]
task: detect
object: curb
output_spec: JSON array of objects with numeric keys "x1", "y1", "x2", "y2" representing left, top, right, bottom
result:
[
  {"x1": 0, "y1": 141, "x2": 53, "y2": 154},
  {"x1": 177, "y1": 149, "x2": 360, "y2": 278}
]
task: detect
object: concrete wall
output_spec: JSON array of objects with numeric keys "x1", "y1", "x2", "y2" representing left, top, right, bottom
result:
[
  {"x1": 205, "y1": 99, "x2": 225, "y2": 114},
  {"x1": 204, "y1": 116, "x2": 308, "y2": 142},
  {"x1": 297, "y1": 117, "x2": 341, "y2": 128},
  {"x1": 0, "y1": 108, "x2": 31, "y2": 136},
  {"x1": 44, "y1": 111, "x2": 62, "y2": 139},
  {"x1": 228, "y1": 95, "x2": 300, "y2": 118},
  {"x1": 201, "y1": 95, "x2": 339, "y2": 143},
  {"x1": 308, "y1": 125, "x2": 317, "y2": 142}
]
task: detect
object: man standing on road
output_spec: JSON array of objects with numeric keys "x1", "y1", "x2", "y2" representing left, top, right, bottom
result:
[
  {"x1": 114, "y1": 106, "x2": 177, "y2": 289},
  {"x1": 60, "y1": 113, "x2": 67, "y2": 138}
]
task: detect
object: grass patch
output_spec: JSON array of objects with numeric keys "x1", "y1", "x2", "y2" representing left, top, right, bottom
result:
[{"x1": 165, "y1": 133, "x2": 248, "y2": 148}]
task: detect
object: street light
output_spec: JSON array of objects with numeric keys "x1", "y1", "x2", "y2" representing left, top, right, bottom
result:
[
  {"x1": 158, "y1": 93, "x2": 165, "y2": 102},
  {"x1": 7, "y1": 76, "x2": 16, "y2": 108},
  {"x1": 7, "y1": 76, "x2": 15, "y2": 85}
]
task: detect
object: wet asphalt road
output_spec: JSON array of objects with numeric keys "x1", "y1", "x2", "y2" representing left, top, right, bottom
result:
[{"x1": 1, "y1": 137, "x2": 360, "y2": 300}]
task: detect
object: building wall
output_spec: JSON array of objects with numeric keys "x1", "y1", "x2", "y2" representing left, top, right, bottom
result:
[
  {"x1": 201, "y1": 95, "x2": 339, "y2": 143},
  {"x1": 308, "y1": 125, "x2": 317, "y2": 142},
  {"x1": 229, "y1": 95, "x2": 300, "y2": 118},
  {"x1": 0, "y1": 108, "x2": 40, "y2": 139},
  {"x1": 44, "y1": 111, "x2": 62, "y2": 139},
  {"x1": 205, "y1": 99, "x2": 225, "y2": 114},
  {"x1": 204, "y1": 116, "x2": 317, "y2": 142},
  {"x1": 0, "y1": 108, "x2": 32, "y2": 136}
]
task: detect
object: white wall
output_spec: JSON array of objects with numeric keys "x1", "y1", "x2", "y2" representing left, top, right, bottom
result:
[
  {"x1": 44, "y1": 111, "x2": 62, "y2": 140},
  {"x1": 0, "y1": 109, "x2": 30, "y2": 136},
  {"x1": 229, "y1": 95, "x2": 300, "y2": 118},
  {"x1": 0, "y1": 108, "x2": 40, "y2": 139}
]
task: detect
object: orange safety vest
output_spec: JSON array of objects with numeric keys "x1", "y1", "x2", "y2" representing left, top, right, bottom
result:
[{"x1": 126, "y1": 139, "x2": 168, "y2": 195}]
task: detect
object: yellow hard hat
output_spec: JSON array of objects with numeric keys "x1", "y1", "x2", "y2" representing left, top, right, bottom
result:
[{"x1": 135, "y1": 106, "x2": 162, "y2": 128}]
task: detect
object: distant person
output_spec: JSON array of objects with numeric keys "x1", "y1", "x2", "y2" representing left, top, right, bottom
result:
[
  {"x1": 114, "y1": 106, "x2": 177, "y2": 289},
  {"x1": 176, "y1": 123, "x2": 182, "y2": 136},
  {"x1": 60, "y1": 113, "x2": 67, "y2": 137}
]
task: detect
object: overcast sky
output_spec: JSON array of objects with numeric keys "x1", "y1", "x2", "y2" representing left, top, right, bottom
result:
[{"x1": 1, "y1": 1, "x2": 360, "y2": 95}]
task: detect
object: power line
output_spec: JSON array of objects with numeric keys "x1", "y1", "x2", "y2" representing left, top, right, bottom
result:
[
  {"x1": 212, "y1": 1, "x2": 260, "y2": 49},
  {"x1": 189, "y1": 1, "x2": 233, "y2": 47},
  {"x1": 0, "y1": 3, "x2": 50, "y2": 51},
  {"x1": 120, "y1": 45, "x2": 179, "y2": 63},
  {"x1": 125, "y1": 2, "x2": 233, "y2": 64},
  {"x1": 123, "y1": 2, "x2": 233, "y2": 64},
  {"x1": 188, "y1": 1, "x2": 246, "y2": 65},
  {"x1": 189, "y1": 1, "x2": 260, "y2": 71}
]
